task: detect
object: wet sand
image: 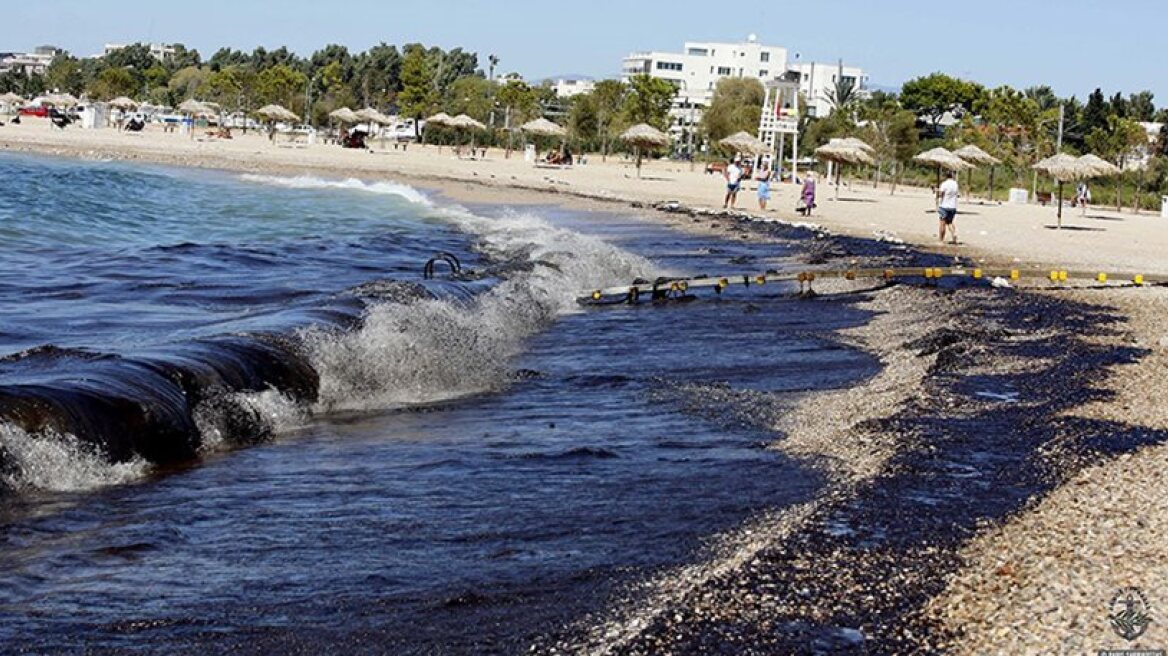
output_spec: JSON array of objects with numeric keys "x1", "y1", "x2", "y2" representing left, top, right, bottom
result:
[{"x1": 5, "y1": 122, "x2": 1168, "y2": 653}]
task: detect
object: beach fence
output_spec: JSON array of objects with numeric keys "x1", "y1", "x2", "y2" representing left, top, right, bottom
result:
[{"x1": 576, "y1": 266, "x2": 1164, "y2": 305}]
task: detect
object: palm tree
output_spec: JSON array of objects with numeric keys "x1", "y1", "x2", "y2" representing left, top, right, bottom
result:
[
  {"x1": 825, "y1": 60, "x2": 858, "y2": 112},
  {"x1": 488, "y1": 55, "x2": 499, "y2": 82}
]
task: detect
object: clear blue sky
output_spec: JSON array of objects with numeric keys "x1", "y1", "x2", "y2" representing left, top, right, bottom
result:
[{"x1": 6, "y1": 0, "x2": 1166, "y2": 101}]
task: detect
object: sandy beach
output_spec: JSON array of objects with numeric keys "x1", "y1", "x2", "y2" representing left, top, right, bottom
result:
[
  {"x1": 4, "y1": 117, "x2": 1168, "y2": 276},
  {"x1": 5, "y1": 120, "x2": 1168, "y2": 654}
]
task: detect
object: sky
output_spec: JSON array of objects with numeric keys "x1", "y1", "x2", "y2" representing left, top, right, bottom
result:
[{"x1": 5, "y1": 0, "x2": 1166, "y2": 101}]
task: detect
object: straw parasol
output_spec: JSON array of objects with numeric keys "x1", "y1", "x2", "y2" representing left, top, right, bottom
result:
[
  {"x1": 915, "y1": 147, "x2": 974, "y2": 206},
  {"x1": 836, "y1": 137, "x2": 876, "y2": 153},
  {"x1": 718, "y1": 131, "x2": 770, "y2": 156},
  {"x1": 426, "y1": 112, "x2": 454, "y2": 127},
  {"x1": 178, "y1": 99, "x2": 212, "y2": 115},
  {"x1": 329, "y1": 107, "x2": 359, "y2": 124},
  {"x1": 448, "y1": 114, "x2": 487, "y2": 154},
  {"x1": 107, "y1": 96, "x2": 139, "y2": 110},
  {"x1": 953, "y1": 144, "x2": 1002, "y2": 200},
  {"x1": 0, "y1": 92, "x2": 22, "y2": 118},
  {"x1": 915, "y1": 147, "x2": 974, "y2": 172},
  {"x1": 1033, "y1": 153, "x2": 1090, "y2": 227},
  {"x1": 255, "y1": 104, "x2": 300, "y2": 123},
  {"x1": 1076, "y1": 154, "x2": 1121, "y2": 177},
  {"x1": 815, "y1": 139, "x2": 876, "y2": 200},
  {"x1": 620, "y1": 123, "x2": 670, "y2": 178},
  {"x1": 355, "y1": 107, "x2": 392, "y2": 125},
  {"x1": 48, "y1": 93, "x2": 79, "y2": 107},
  {"x1": 520, "y1": 117, "x2": 567, "y2": 138}
]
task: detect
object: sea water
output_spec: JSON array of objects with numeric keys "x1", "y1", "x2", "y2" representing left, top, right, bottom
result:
[{"x1": 0, "y1": 152, "x2": 877, "y2": 652}]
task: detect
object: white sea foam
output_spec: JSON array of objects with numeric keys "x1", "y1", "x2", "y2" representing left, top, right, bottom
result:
[
  {"x1": 0, "y1": 424, "x2": 150, "y2": 493},
  {"x1": 239, "y1": 174, "x2": 434, "y2": 206},
  {"x1": 306, "y1": 206, "x2": 657, "y2": 413},
  {"x1": 196, "y1": 389, "x2": 308, "y2": 452}
]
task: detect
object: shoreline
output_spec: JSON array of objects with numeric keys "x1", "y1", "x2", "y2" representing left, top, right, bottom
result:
[
  {"x1": 6, "y1": 131, "x2": 1168, "y2": 653},
  {"x1": 6, "y1": 122, "x2": 1168, "y2": 275}
]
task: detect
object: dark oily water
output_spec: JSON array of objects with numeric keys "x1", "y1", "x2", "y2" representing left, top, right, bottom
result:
[{"x1": 0, "y1": 155, "x2": 878, "y2": 653}]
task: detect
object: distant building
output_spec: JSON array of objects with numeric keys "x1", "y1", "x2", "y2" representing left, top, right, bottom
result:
[
  {"x1": 1127, "y1": 121, "x2": 1165, "y2": 171},
  {"x1": 621, "y1": 35, "x2": 867, "y2": 139},
  {"x1": 551, "y1": 78, "x2": 596, "y2": 98},
  {"x1": 790, "y1": 61, "x2": 868, "y2": 119},
  {"x1": 102, "y1": 42, "x2": 178, "y2": 62},
  {"x1": 0, "y1": 45, "x2": 61, "y2": 76}
]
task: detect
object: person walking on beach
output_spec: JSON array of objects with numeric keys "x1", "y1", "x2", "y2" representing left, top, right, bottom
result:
[
  {"x1": 724, "y1": 156, "x2": 743, "y2": 209},
  {"x1": 756, "y1": 160, "x2": 772, "y2": 211},
  {"x1": 799, "y1": 172, "x2": 817, "y2": 216},
  {"x1": 937, "y1": 171, "x2": 960, "y2": 244},
  {"x1": 1076, "y1": 181, "x2": 1091, "y2": 215}
]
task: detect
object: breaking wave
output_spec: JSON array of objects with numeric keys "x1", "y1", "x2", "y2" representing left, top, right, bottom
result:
[{"x1": 0, "y1": 176, "x2": 656, "y2": 493}]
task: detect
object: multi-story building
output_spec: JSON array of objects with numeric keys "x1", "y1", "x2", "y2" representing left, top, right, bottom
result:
[
  {"x1": 621, "y1": 35, "x2": 866, "y2": 141},
  {"x1": 551, "y1": 78, "x2": 596, "y2": 98},
  {"x1": 0, "y1": 45, "x2": 61, "y2": 76},
  {"x1": 791, "y1": 61, "x2": 868, "y2": 118},
  {"x1": 102, "y1": 42, "x2": 178, "y2": 62}
]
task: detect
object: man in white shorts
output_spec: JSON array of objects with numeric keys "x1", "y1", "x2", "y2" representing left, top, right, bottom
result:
[{"x1": 937, "y1": 172, "x2": 960, "y2": 244}]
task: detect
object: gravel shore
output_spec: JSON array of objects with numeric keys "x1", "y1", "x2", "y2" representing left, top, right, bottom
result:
[
  {"x1": 928, "y1": 287, "x2": 1168, "y2": 655},
  {"x1": 7, "y1": 136, "x2": 1167, "y2": 653}
]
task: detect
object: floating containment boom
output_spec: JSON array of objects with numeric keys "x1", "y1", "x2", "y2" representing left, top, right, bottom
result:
[{"x1": 578, "y1": 266, "x2": 1164, "y2": 305}]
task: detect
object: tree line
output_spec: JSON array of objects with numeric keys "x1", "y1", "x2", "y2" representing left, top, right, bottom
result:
[{"x1": 5, "y1": 43, "x2": 1166, "y2": 206}]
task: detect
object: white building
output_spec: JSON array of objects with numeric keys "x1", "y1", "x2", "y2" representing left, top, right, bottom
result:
[
  {"x1": 791, "y1": 61, "x2": 868, "y2": 118},
  {"x1": 621, "y1": 35, "x2": 866, "y2": 140},
  {"x1": 102, "y1": 42, "x2": 178, "y2": 62},
  {"x1": 551, "y1": 78, "x2": 596, "y2": 98},
  {"x1": 0, "y1": 45, "x2": 61, "y2": 76}
]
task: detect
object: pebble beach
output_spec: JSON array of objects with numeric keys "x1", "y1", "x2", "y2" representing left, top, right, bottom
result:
[{"x1": 4, "y1": 118, "x2": 1168, "y2": 654}]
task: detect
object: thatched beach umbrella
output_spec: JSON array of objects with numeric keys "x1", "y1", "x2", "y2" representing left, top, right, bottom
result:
[
  {"x1": 837, "y1": 137, "x2": 876, "y2": 154},
  {"x1": 620, "y1": 123, "x2": 670, "y2": 178},
  {"x1": 256, "y1": 104, "x2": 299, "y2": 123},
  {"x1": 954, "y1": 144, "x2": 1002, "y2": 199},
  {"x1": 107, "y1": 96, "x2": 139, "y2": 110},
  {"x1": 329, "y1": 107, "x2": 360, "y2": 127},
  {"x1": 426, "y1": 112, "x2": 453, "y2": 127},
  {"x1": 1033, "y1": 153, "x2": 1089, "y2": 227},
  {"x1": 915, "y1": 147, "x2": 974, "y2": 206},
  {"x1": 421, "y1": 112, "x2": 454, "y2": 148},
  {"x1": 178, "y1": 99, "x2": 211, "y2": 115},
  {"x1": 1076, "y1": 154, "x2": 1121, "y2": 178},
  {"x1": 815, "y1": 139, "x2": 875, "y2": 200},
  {"x1": 355, "y1": 107, "x2": 392, "y2": 125},
  {"x1": 447, "y1": 114, "x2": 486, "y2": 154},
  {"x1": 48, "y1": 93, "x2": 79, "y2": 107},
  {"x1": 521, "y1": 117, "x2": 567, "y2": 138},
  {"x1": 718, "y1": 131, "x2": 770, "y2": 157},
  {"x1": 521, "y1": 117, "x2": 568, "y2": 158}
]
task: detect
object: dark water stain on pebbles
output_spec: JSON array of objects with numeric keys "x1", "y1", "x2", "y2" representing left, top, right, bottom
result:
[{"x1": 579, "y1": 287, "x2": 1167, "y2": 655}]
